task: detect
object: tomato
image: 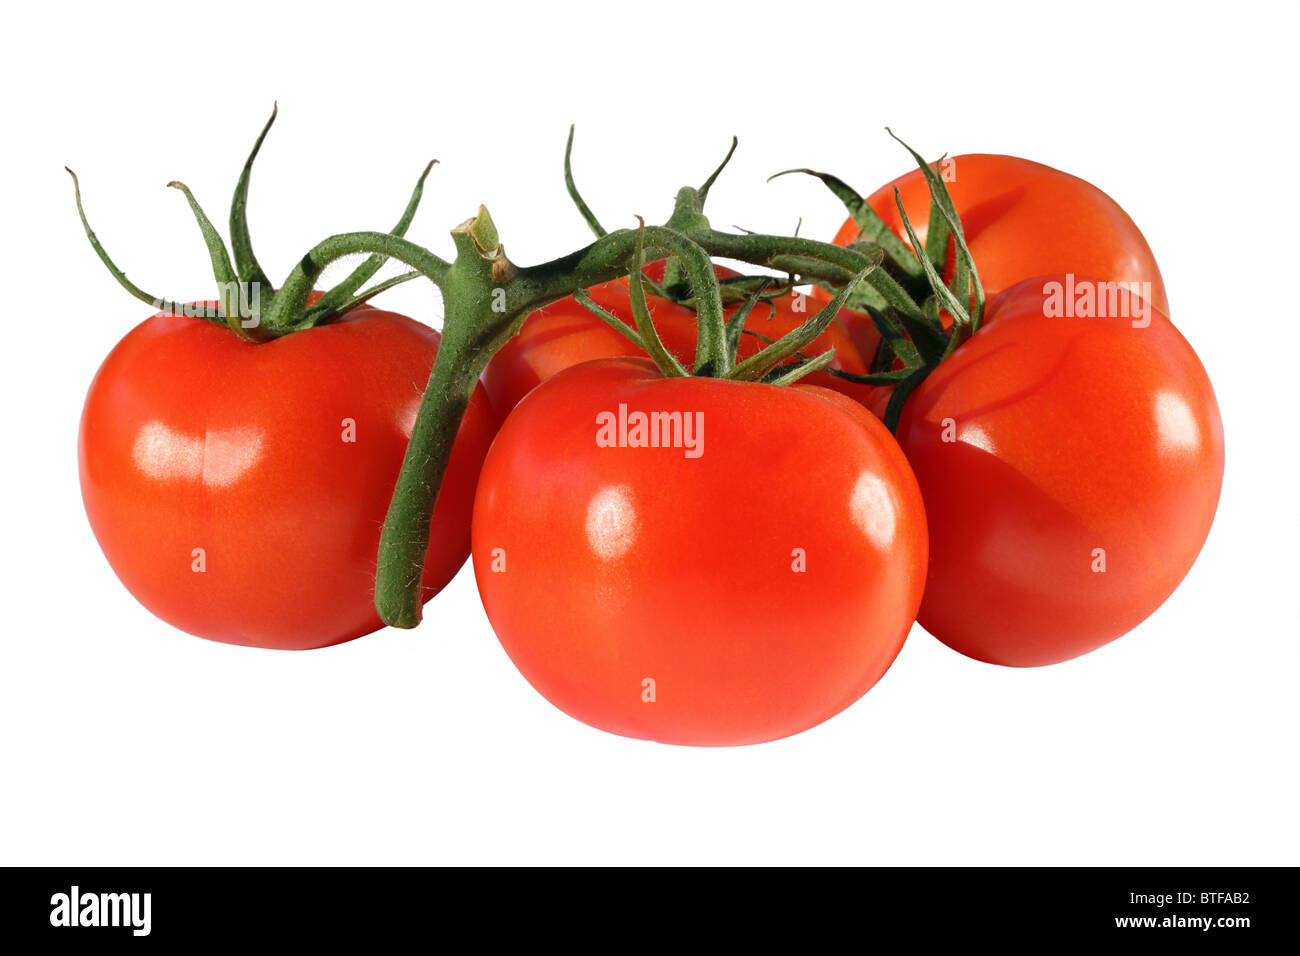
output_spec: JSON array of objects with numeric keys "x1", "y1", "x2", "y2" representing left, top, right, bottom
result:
[
  {"x1": 471, "y1": 356, "x2": 928, "y2": 745},
  {"x1": 820, "y1": 154, "x2": 1169, "y2": 363},
  {"x1": 892, "y1": 276, "x2": 1223, "y2": 667},
  {"x1": 482, "y1": 261, "x2": 873, "y2": 415},
  {"x1": 79, "y1": 303, "x2": 497, "y2": 650}
]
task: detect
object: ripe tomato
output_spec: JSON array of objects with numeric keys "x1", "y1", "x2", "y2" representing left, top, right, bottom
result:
[
  {"x1": 892, "y1": 276, "x2": 1223, "y2": 666},
  {"x1": 471, "y1": 357, "x2": 928, "y2": 745},
  {"x1": 819, "y1": 154, "x2": 1169, "y2": 362},
  {"x1": 482, "y1": 261, "x2": 872, "y2": 415},
  {"x1": 79, "y1": 303, "x2": 496, "y2": 650}
]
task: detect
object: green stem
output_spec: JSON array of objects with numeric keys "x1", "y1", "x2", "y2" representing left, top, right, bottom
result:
[
  {"x1": 255, "y1": 187, "x2": 940, "y2": 630},
  {"x1": 374, "y1": 330, "x2": 493, "y2": 627},
  {"x1": 373, "y1": 216, "x2": 513, "y2": 627}
]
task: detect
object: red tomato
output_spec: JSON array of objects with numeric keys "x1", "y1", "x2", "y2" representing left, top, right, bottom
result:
[
  {"x1": 471, "y1": 357, "x2": 928, "y2": 745},
  {"x1": 79, "y1": 303, "x2": 496, "y2": 650},
  {"x1": 482, "y1": 261, "x2": 872, "y2": 415},
  {"x1": 893, "y1": 276, "x2": 1223, "y2": 666},
  {"x1": 820, "y1": 154, "x2": 1169, "y2": 362}
]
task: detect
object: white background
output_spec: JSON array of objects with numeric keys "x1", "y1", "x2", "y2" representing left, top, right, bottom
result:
[{"x1": 2, "y1": 0, "x2": 1296, "y2": 865}]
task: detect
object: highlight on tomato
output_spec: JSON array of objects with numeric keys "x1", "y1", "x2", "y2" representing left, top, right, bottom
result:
[{"x1": 69, "y1": 113, "x2": 495, "y2": 650}]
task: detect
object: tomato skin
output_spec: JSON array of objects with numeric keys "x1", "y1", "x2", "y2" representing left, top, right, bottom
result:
[
  {"x1": 79, "y1": 305, "x2": 496, "y2": 650},
  {"x1": 471, "y1": 357, "x2": 928, "y2": 746},
  {"x1": 482, "y1": 262, "x2": 873, "y2": 415},
  {"x1": 895, "y1": 277, "x2": 1222, "y2": 667},
  {"x1": 822, "y1": 154, "x2": 1169, "y2": 364}
]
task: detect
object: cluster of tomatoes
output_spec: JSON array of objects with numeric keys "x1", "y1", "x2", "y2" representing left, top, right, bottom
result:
[{"x1": 78, "y1": 150, "x2": 1223, "y2": 747}]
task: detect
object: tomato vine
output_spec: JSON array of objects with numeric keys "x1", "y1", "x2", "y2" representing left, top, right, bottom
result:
[{"x1": 69, "y1": 108, "x2": 981, "y2": 631}]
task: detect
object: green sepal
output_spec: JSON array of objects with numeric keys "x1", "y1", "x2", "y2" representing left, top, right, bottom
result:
[
  {"x1": 882, "y1": 364, "x2": 933, "y2": 434},
  {"x1": 768, "y1": 167, "x2": 921, "y2": 278},
  {"x1": 891, "y1": 185, "x2": 969, "y2": 338},
  {"x1": 303, "y1": 159, "x2": 438, "y2": 325},
  {"x1": 887, "y1": 130, "x2": 986, "y2": 333},
  {"x1": 304, "y1": 270, "x2": 422, "y2": 323},
  {"x1": 698, "y1": 137, "x2": 739, "y2": 206},
  {"x1": 763, "y1": 348, "x2": 837, "y2": 387},
  {"x1": 723, "y1": 278, "x2": 773, "y2": 363},
  {"x1": 66, "y1": 168, "x2": 222, "y2": 326},
  {"x1": 921, "y1": 157, "x2": 952, "y2": 273},
  {"x1": 572, "y1": 289, "x2": 647, "y2": 352},
  {"x1": 626, "y1": 222, "x2": 690, "y2": 378},
  {"x1": 167, "y1": 181, "x2": 268, "y2": 340},
  {"x1": 931, "y1": 189, "x2": 986, "y2": 333},
  {"x1": 229, "y1": 104, "x2": 277, "y2": 293},
  {"x1": 868, "y1": 308, "x2": 924, "y2": 370},
  {"x1": 824, "y1": 365, "x2": 912, "y2": 387},
  {"x1": 564, "y1": 125, "x2": 607, "y2": 238},
  {"x1": 726, "y1": 261, "x2": 876, "y2": 382}
]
